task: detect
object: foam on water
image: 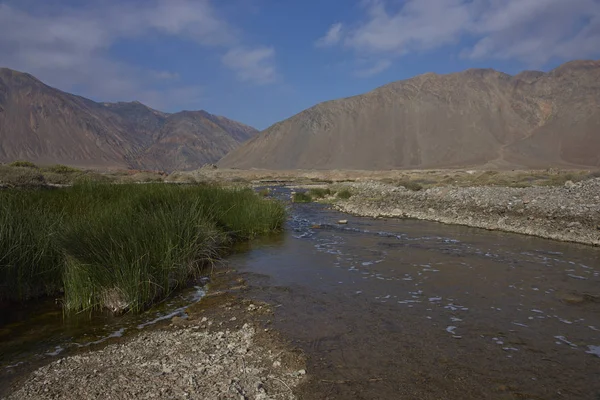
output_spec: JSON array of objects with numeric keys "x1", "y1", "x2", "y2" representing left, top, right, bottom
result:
[
  {"x1": 586, "y1": 345, "x2": 600, "y2": 357},
  {"x1": 45, "y1": 345, "x2": 64, "y2": 356},
  {"x1": 554, "y1": 336, "x2": 577, "y2": 347}
]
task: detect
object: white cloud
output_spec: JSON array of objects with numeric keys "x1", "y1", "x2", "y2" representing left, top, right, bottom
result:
[
  {"x1": 222, "y1": 47, "x2": 278, "y2": 85},
  {"x1": 346, "y1": 0, "x2": 470, "y2": 54},
  {"x1": 316, "y1": 23, "x2": 343, "y2": 47},
  {"x1": 354, "y1": 59, "x2": 392, "y2": 77},
  {"x1": 0, "y1": 0, "x2": 278, "y2": 110},
  {"x1": 324, "y1": 0, "x2": 600, "y2": 73},
  {"x1": 465, "y1": 0, "x2": 600, "y2": 65}
]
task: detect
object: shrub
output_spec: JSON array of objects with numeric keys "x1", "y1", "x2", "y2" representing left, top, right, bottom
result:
[
  {"x1": 336, "y1": 188, "x2": 353, "y2": 199},
  {"x1": 308, "y1": 188, "x2": 331, "y2": 198},
  {"x1": 0, "y1": 166, "x2": 46, "y2": 186},
  {"x1": 9, "y1": 160, "x2": 38, "y2": 168},
  {"x1": 292, "y1": 192, "x2": 312, "y2": 203},
  {"x1": 46, "y1": 164, "x2": 81, "y2": 174},
  {"x1": 42, "y1": 172, "x2": 73, "y2": 185}
]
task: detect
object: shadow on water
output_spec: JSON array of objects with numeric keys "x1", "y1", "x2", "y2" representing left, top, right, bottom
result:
[
  {"x1": 229, "y1": 186, "x2": 600, "y2": 399},
  {"x1": 0, "y1": 280, "x2": 207, "y2": 393}
]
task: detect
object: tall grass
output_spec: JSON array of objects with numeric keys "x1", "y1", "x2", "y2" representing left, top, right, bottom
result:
[
  {"x1": 292, "y1": 192, "x2": 312, "y2": 203},
  {"x1": 0, "y1": 183, "x2": 285, "y2": 313}
]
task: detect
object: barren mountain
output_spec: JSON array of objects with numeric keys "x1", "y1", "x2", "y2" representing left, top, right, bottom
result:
[
  {"x1": 0, "y1": 68, "x2": 257, "y2": 171},
  {"x1": 219, "y1": 60, "x2": 600, "y2": 170}
]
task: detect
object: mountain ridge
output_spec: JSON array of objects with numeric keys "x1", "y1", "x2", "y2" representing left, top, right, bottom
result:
[
  {"x1": 0, "y1": 68, "x2": 257, "y2": 171},
  {"x1": 219, "y1": 59, "x2": 600, "y2": 170}
]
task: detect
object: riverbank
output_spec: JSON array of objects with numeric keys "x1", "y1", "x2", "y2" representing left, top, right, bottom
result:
[
  {"x1": 3, "y1": 274, "x2": 307, "y2": 400},
  {"x1": 332, "y1": 178, "x2": 600, "y2": 246},
  {"x1": 0, "y1": 183, "x2": 284, "y2": 311}
]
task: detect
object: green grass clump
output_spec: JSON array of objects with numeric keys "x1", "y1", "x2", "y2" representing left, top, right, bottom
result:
[
  {"x1": 45, "y1": 164, "x2": 82, "y2": 174},
  {"x1": 9, "y1": 160, "x2": 38, "y2": 168},
  {"x1": 308, "y1": 188, "x2": 331, "y2": 198},
  {"x1": 336, "y1": 188, "x2": 353, "y2": 199},
  {"x1": 0, "y1": 183, "x2": 285, "y2": 313},
  {"x1": 292, "y1": 192, "x2": 312, "y2": 203},
  {"x1": 0, "y1": 165, "x2": 46, "y2": 186}
]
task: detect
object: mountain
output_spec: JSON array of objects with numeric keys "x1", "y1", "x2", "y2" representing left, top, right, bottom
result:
[
  {"x1": 0, "y1": 68, "x2": 257, "y2": 171},
  {"x1": 219, "y1": 60, "x2": 600, "y2": 170}
]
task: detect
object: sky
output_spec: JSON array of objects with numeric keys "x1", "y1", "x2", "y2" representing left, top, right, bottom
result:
[{"x1": 1, "y1": 0, "x2": 599, "y2": 130}]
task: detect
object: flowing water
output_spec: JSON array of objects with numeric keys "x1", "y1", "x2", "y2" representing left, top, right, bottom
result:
[
  {"x1": 0, "y1": 281, "x2": 207, "y2": 390},
  {"x1": 230, "y1": 187, "x2": 600, "y2": 399},
  {"x1": 1, "y1": 186, "x2": 600, "y2": 399}
]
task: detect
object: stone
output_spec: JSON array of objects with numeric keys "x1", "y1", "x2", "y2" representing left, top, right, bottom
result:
[
  {"x1": 564, "y1": 180, "x2": 576, "y2": 189},
  {"x1": 337, "y1": 220, "x2": 348, "y2": 224}
]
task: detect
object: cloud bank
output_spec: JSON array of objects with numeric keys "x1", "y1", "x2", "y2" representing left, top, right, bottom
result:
[{"x1": 318, "y1": 0, "x2": 600, "y2": 76}]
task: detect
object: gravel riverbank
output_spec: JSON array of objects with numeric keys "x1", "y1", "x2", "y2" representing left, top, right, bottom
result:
[
  {"x1": 333, "y1": 178, "x2": 600, "y2": 246},
  {"x1": 3, "y1": 293, "x2": 306, "y2": 400}
]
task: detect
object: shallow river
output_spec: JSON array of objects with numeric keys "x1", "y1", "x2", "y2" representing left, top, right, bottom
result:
[
  {"x1": 230, "y1": 187, "x2": 600, "y2": 399},
  {"x1": 2, "y1": 186, "x2": 600, "y2": 399}
]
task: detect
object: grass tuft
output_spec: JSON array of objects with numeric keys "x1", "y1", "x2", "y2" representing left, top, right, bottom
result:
[
  {"x1": 336, "y1": 188, "x2": 353, "y2": 199},
  {"x1": 308, "y1": 188, "x2": 331, "y2": 198},
  {"x1": 292, "y1": 191, "x2": 312, "y2": 203},
  {"x1": 45, "y1": 164, "x2": 82, "y2": 174},
  {"x1": 9, "y1": 160, "x2": 38, "y2": 168},
  {"x1": 0, "y1": 183, "x2": 285, "y2": 313}
]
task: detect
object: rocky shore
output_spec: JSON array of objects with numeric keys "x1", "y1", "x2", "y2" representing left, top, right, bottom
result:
[
  {"x1": 333, "y1": 178, "x2": 600, "y2": 246},
  {"x1": 3, "y1": 294, "x2": 306, "y2": 400}
]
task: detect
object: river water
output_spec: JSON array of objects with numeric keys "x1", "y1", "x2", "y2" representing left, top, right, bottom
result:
[
  {"x1": 229, "y1": 186, "x2": 600, "y2": 399},
  {"x1": 2, "y1": 186, "x2": 600, "y2": 399}
]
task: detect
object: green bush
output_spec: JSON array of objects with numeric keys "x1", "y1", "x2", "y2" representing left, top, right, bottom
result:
[
  {"x1": 336, "y1": 188, "x2": 353, "y2": 199},
  {"x1": 42, "y1": 172, "x2": 77, "y2": 185},
  {"x1": 9, "y1": 160, "x2": 38, "y2": 168},
  {"x1": 0, "y1": 183, "x2": 285, "y2": 313},
  {"x1": 0, "y1": 166, "x2": 46, "y2": 186},
  {"x1": 292, "y1": 192, "x2": 312, "y2": 203},
  {"x1": 46, "y1": 164, "x2": 81, "y2": 174},
  {"x1": 308, "y1": 188, "x2": 331, "y2": 198}
]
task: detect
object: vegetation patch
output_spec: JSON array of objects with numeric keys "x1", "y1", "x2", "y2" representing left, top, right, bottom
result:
[
  {"x1": 336, "y1": 188, "x2": 353, "y2": 199},
  {"x1": 0, "y1": 183, "x2": 285, "y2": 313},
  {"x1": 292, "y1": 191, "x2": 312, "y2": 203},
  {"x1": 8, "y1": 160, "x2": 38, "y2": 168},
  {"x1": 0, "y1": 165, "x2": 46, "y2": 186},
  {"x1": 45, "y1": 164, "x2": 82, "y2": 174},
  {"x1": 308, "y1": 188, "x2": 331, "y2": 198}
]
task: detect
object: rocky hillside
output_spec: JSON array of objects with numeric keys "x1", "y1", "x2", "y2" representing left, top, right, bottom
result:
[
  {"x1": 0, "y1": 68, "x2": 257, "y2": 171},
  {"x1": 219, "y1": 60, "x2": 600, "y2": 170}
]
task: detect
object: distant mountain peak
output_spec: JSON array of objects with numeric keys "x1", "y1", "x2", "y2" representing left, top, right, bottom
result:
[
  {"x1": 220, "y1": 59, "x2": 600, "y2": 170},
  {"x1": 0, "y1": 68, "x2": 258, "y2": 171}
]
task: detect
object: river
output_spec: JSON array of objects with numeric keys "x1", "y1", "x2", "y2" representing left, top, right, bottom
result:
[
  {"x1": 2, "y1": 185, "x2": 600, "y2": 399},
  {"x1": 230, "y1": 186, "x2": 600, "y2": 399}
]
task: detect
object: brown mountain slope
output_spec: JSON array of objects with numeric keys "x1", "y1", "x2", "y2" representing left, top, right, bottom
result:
[
  {"x1": 134, "y1": 111, "x2": 256, "y2": 171},
  {"x1": 0, "y1": 68, "x2": 257, "y2": 171},
  {"x1": 219, "y1": 60, "x2": 600, "y2": 170}
]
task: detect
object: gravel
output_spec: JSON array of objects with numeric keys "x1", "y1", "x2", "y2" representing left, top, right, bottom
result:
[
  {"x1": 334, "y1": 178, "x2": 600, "y2": 246},
  {"x1": 5, "y1": 323, "x2": 304, "y2": 400}
]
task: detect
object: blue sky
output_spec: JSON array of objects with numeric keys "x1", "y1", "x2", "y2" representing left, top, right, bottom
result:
[{"x1": 1, "y1": 0, "x2": 600, "y2": 130}]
